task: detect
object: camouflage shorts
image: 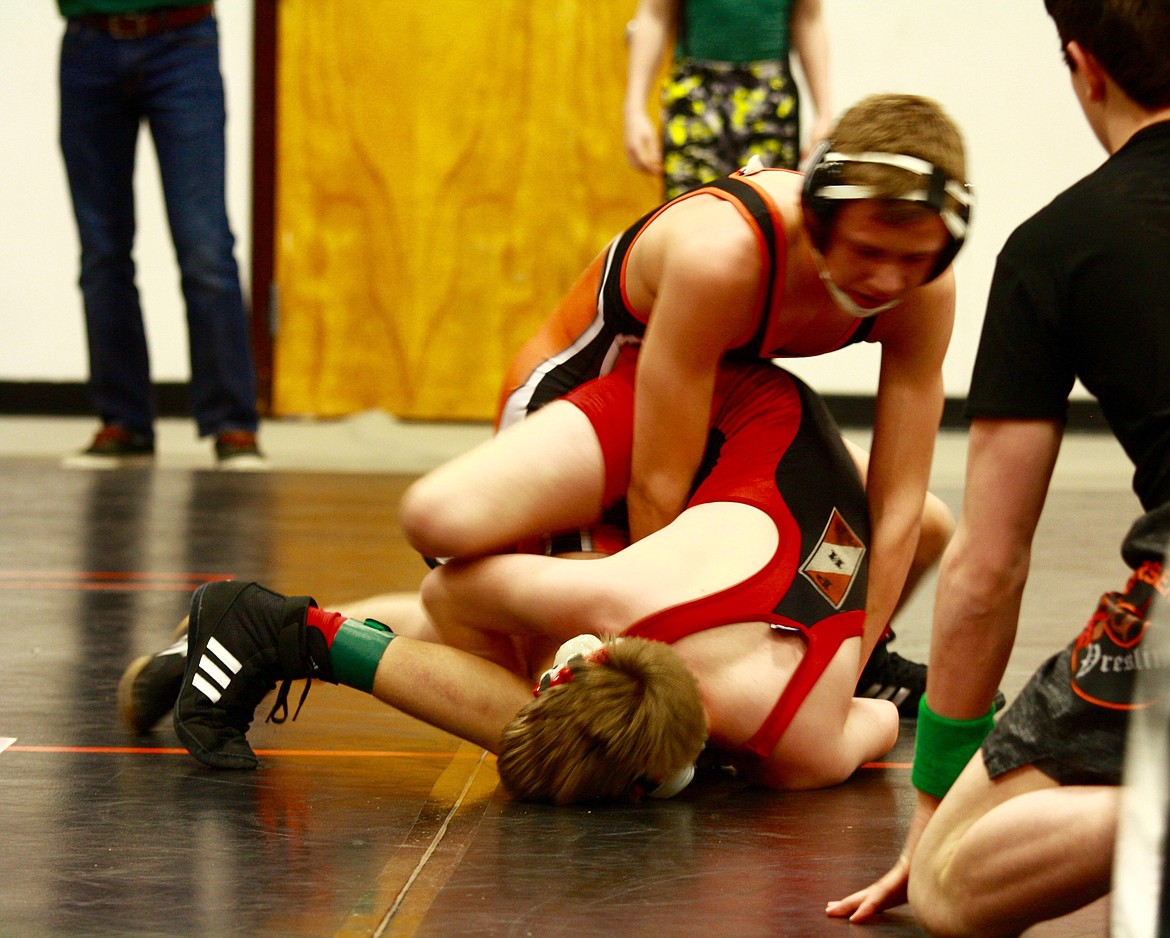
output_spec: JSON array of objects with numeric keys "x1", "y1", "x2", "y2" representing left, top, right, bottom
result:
[{"x1": 661, "y1": 57, "x2": 800, "y2": 200}]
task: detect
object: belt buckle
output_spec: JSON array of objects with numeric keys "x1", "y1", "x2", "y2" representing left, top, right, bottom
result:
[{"x1": 107, "y1": 13, "x2": 153, "y2": 39}]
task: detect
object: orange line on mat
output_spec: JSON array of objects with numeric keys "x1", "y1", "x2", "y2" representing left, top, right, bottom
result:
[
  {"x1": 6, "y1": 745, "x2": 483, "y2": 759},
  {"x1": 0, "y1": 571, "x2": 234, "y2": 592},
  {"x1": 5, "y1": 746, "x2": 907, "y2": 768}
]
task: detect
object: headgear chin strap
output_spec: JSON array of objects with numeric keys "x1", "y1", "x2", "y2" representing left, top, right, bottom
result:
[
  {"x1": 810, "y1": 245, "x2": 902, "y2": 319},
  {"x1": 801, "y1": 139, "x2": 974, "y2": 282}
]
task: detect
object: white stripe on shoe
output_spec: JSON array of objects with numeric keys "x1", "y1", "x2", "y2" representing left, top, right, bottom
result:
[
  {"x1": 193, "y1": 636, "x2": 244, "y2": 703},
  {"x1": 207, "y1": 637, "x2": 241, "y2": 672},
  {"x1": 861, "y1": 684, "x2": 912, "y2": 707},
  {"x1": 192, "y1": 672, "x2": 223, "y2": 703}
]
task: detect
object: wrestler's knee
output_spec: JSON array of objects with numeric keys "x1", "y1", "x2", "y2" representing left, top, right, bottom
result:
[
  {"x1": 908, "y1": 862, "x2": 983, "y2": 938},
  {"x1": 908, "y1": 881, "x2": 963, "y2": 937},
  {"x1": 415, "y1": 566, "x2": 476, "y2": 646},
  {"x1": 415, "y1": 566, "x2": 445, "y2": 619},
  {"x1": 906, "y1": 808, "x2": 989, "y2": 938},
  {"x1": 399, "y1": 473, "x2": 487, "y2": 558},
  {"x1": 752, "y1": 741, "x2": 870, "y2": 791},
  {"x1": 415, "y1": 562, "x2": 482, "y2": 633}
]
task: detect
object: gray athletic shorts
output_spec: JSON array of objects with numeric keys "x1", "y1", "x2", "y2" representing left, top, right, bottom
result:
[
  {"x1": 982, "y1": 559, "x2": 1168, "y2": 786},
  {"x1": 981, "y1": 640, "x2": 1130, "y2": 785}
]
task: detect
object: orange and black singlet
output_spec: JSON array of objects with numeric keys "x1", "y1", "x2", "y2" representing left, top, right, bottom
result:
[{"x1": 497, "y1": 169, "x2": 875, "y2": 429}]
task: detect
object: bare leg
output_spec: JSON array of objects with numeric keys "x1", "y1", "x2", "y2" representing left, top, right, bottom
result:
[
  {"x1": 398, "y1": 401, "x2": 607, "y2": 560},
  {"x1": 749, "y1": 644, "x2": 900, "y2": 789},
  {"x1": 368, "y1": 635, "x2": 533, "y2": 752},
  {"x1": 419, "y1": 501, "x2": 780, "y2": 662},
  {"x1": 348, "y1": 503, "x2": 777, "y2": 756},
  {"x1": 335, "y1": 592, "x2": 438, "y2": 642},
  {"x1": 836, "y1": 698, "x2": 901, "y2": 775},
  {"x1": 909, "y1": 753, "x2": 1118, "y2": 937}
]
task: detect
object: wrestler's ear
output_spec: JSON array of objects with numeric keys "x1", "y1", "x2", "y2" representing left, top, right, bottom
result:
[{"x1": 1065, "y1": 41, "x2": 1107, "y2": 102}]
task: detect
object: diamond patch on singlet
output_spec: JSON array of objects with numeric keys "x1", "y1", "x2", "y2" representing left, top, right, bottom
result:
[{"x1": 799, "y1": 508, "x2": 865, "y2": 609}]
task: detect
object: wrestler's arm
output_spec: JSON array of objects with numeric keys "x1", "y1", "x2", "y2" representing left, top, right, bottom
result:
[
  {"x1": 749, "y1": 695, "x2": 899, "y2": 792},
  {"x1": 858, "y1": 274, "x2": 954, "y2": 666},
  {"x1": 827, "y1": 417, "x2": 1062, "y2": 921},
  {"x1": 627, "y1": 222, "x2": 761, "y2": 542}
]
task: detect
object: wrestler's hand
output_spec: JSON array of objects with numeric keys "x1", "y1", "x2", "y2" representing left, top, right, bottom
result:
[{"x1": 824, "y1": 792, "x2": 939, "y2": 922}]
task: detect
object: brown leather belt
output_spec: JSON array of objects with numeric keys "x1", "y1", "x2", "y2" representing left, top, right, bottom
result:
[{"x1": 74, "y1": 3, "x2": 214, "y2": 40}]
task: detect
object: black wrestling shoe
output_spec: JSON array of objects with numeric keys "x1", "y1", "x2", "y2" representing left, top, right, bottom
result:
[
  {"x1": 117, "y1": 623, "x2": 188, "y2": 735},
  {"x1": 857, "y1": 641, "x2": 927, "y2": 718},
  {"x1": 173, "y1": 580, "x2": 331, "y2": 769},
  {"x1": 857, "y1": 641, "x2": 1007, "y2": 718}
]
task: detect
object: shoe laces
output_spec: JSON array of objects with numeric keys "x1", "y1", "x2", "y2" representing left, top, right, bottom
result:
[{"x1": 265, "y1": 676, "x2": 313, "y2": 725}]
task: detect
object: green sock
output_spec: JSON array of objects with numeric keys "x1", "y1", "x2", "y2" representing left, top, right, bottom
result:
[{"x1": 330, "y1": 618, "x2": 395, "y2": 693}]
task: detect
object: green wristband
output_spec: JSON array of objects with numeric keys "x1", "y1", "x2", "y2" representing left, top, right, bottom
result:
[
  {"x1": 911, "y1": 696, "x2": 996, "y2": 799},
  {"x1": 331, "y1": 618, "x2": 395, "y2": 693}
]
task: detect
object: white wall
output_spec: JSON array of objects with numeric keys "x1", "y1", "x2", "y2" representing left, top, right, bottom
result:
[
  {"x1": 0, "y1": 1, "x2": 253, "y2": 384},
  {"x1": 789, "y1": 0, "x2": 1103, "y2": 397},
  {"x1": 0, "y1": 1, "x2": 1101, "y2": 398}
]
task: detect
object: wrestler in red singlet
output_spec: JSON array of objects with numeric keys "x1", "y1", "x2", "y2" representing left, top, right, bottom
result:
[{"x1": 563, "y1": 351, "x2": 869, "y2": 758}]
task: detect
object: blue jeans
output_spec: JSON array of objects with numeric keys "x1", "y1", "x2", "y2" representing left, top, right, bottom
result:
[{"x1": 59, "y1": 15, "x2": 258, "y2": 439}]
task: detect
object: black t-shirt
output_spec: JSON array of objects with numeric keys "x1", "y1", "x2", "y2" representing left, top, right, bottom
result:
[{"x1": 966, "y1": 120, "x2": 1170, "y2": 511}]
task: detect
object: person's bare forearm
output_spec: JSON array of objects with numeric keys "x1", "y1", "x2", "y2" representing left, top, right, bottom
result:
[
  {"x1": 927, "y1": 523, "x2": 1026, "y2": 716},
  {"x1": 790, "y1": 0, "x2": 831, "y2": 134},
  {"x1": 926, "y1": 419, "x2": 1062, "y2": 718},
  {"x1": 860, "y1": 508, "x2": 920, "y2": 663},
  {"x1": 623, "y1": 0, "x2": 673, "y2": 118}
]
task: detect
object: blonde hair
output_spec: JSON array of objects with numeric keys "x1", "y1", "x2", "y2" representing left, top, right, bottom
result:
[{"x1": 496, "y1": 638, "x2": 707, "y2": 805}]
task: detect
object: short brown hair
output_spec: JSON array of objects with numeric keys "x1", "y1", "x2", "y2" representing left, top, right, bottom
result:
[
  {"x1": 496, "y1": 638, "x2": 707, "y2": 805},
  {"x1": 830, "y1": 93, "x2": 969, "y2": 199}
]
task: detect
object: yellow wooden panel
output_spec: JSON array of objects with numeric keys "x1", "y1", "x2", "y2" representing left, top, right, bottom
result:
[{"x1": 273, "y1": 0, "x2": 660, "y2": 420}]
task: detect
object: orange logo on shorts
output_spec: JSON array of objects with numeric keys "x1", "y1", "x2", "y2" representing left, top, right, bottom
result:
[
  {"x1": 799, "y1": 508, "x2": 866, "y2": 609},
  {"x1": 1071, "y1": 590, "x2": 1166, "y2": 710}
]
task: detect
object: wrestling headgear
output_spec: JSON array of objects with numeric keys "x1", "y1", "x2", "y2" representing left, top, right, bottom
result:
[{"x1": 801, "y1": 139, "x2": 974, "y2": 283}]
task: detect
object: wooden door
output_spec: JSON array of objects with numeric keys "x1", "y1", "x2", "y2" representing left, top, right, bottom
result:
[{"x1": 272, "y1": 0, "x2": 659, "y2": 420}]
